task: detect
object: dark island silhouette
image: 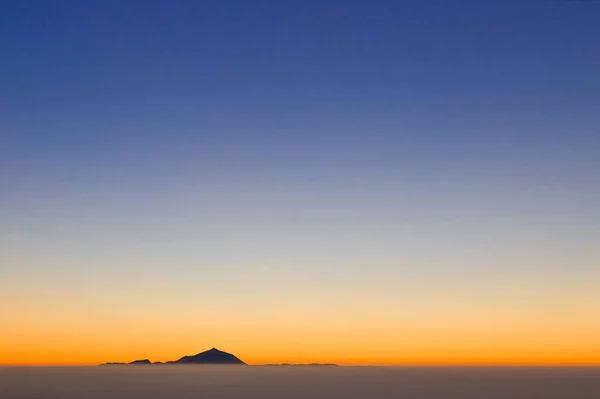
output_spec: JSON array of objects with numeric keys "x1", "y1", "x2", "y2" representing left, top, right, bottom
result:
[
  {"x1": 101, "y1": 348, "x2": 245, "y2": 365},
  {"x1": 101, "y1": 347, "x2": 338, "y2": 366}
]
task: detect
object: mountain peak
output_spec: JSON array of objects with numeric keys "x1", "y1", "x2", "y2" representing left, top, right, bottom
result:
[{"x1": 176, "y1": 348, "x2": 246, "y2": 365}]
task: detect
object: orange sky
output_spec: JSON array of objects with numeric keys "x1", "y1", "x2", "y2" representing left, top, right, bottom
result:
[
  {"x1": 3, "y1": 259, "x2": 600, "y2": 366},
  {"x1": 3, "y1": 294, "x2": 600, "y2": 366}
]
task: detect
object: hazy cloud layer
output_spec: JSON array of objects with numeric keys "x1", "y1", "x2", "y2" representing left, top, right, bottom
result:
[{"x1": 1, "y1": 366, "x2": 600, "y2": 399}]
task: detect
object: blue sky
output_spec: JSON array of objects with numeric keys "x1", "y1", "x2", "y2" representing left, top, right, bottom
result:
[{"x1": 1, "y1": 0, "x2": 600, "y2": 364}]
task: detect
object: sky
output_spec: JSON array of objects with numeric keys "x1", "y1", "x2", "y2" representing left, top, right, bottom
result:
[{"x1": 1, "y1": 0, "x2": 599, "y2": 366}]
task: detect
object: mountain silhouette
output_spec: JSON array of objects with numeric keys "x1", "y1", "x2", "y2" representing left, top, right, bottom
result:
[
  {"x1": 101, "y1": 348, "x2": 245, "y2": 366},
  {"x1": 174, "y1": 348, "x2": 246, "y2": 364}
]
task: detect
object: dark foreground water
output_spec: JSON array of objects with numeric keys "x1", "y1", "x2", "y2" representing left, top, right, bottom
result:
[{"x1": 1, "y1": 366, "x2": 599, "y2": 399}]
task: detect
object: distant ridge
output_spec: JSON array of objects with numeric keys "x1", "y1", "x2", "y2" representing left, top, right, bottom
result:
[
  {"x1": 129, "y1": 359, "x2": 151, "y2": 365},
  {"x1": 100, "y1": 348, "x2": 246, "y2": 366},
  {"x1": 261, "y1": 363, "x2": 338, "y2": 367}
]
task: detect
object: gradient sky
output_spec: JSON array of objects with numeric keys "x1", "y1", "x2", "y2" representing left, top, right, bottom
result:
[{"x1": 1, "y1": 0, "x2": 600, "y2": 366}]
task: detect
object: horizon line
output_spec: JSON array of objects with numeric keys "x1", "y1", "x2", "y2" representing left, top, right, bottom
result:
[{"x1": 3, "y1": 362, "x2": 600, "y2": 367}]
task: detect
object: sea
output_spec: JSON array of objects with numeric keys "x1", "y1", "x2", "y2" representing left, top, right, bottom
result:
[{"x1": 1, "y1": 366, "x2": 599, "y2": 398}]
